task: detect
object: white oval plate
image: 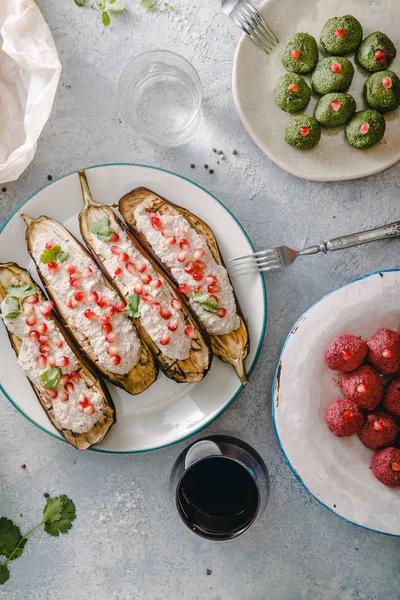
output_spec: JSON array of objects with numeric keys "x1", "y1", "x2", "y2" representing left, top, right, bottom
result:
[
  {"x1": 0, "y1": 164, "x2": 266, "y2": 453},
  {"x1": 233, "y1": 0, "x2": 400, "y2": 181},
  {"x1": 273, "y1": 270, "x2": 400, "y2": 536}
]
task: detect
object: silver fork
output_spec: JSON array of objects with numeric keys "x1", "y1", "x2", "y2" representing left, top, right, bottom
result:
[
  {"x1": 228, "y1": 220, "x2": 400, "y2": 277},
  {"x1": 221, "y1": 0, "x2": 279, "y2": 54}
]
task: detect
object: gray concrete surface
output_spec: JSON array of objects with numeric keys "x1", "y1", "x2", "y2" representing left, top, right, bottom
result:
[{"x1": 1, "y1": 1, "x2": 400, "y2": 598}]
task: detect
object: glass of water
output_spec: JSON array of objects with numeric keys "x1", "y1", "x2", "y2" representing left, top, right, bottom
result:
[{"x1": 117, "y1": 50, "x2": 202, "y2": 147}]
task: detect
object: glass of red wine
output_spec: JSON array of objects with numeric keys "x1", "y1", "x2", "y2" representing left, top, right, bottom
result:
[{"x1": 170, "y1": 436, "x2": 269, "y2": 540}]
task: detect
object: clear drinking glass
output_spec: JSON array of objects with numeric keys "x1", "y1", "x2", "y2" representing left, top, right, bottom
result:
[{"x1": 117, "y1": 50, "x2": 202, "y2": 147}]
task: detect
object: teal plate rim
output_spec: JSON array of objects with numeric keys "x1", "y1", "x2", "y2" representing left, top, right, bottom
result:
[{"x1": 0, "y1": 163, "x2": 267, "y2": 454}]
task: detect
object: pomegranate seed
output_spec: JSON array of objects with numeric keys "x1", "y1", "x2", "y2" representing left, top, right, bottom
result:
[
  {"x1": 141, "y1": 273, "x2": 152, "y2": 285},
  {"x1": 65, "y1": 382, "x2": 75, "y2": 394},
  {"x1": 382, "y1": 76, "x2": 392, "y2": 89},
  {"x1": 116, "y1": 302, "x2": 125, "y2": 312},
  {"x1": 209, "y1": 294, "x2": 218, "y2": 302},
  {"x1": 150, "y1": 279, "x2": 162, "y2": 289},
  {"x1": 111, "y1": 355, "x2": 121, "y2": 365},
  {"x1": 38, "y1": 334, "x2": 49, "y2": 344},
  {"x1": 47, "y1": 356, "x2": 55, "y2": 367},
  {"x1": 193, "y1": 271, "x2": 204, "y2": 282},
  {"x1": 152, "y1": 302, "x2": 161, "y2": 314},
  {"x1": 102, "y1": 323, "x2": 112, "y2": 335},
  {"x1": 114, "y1": 268, "x2": 123, "y2": 276},
  {"x1": 343, "y1": 410, "x2": 354, "y2": 421},
  {"x1": 177, "y1": 251, "x2": 187, "y2": 263},
  {"x1": 208, "y1": 284, "x2": 221, "y2": 294},
  {"x1": 100, "y1": 313, "x2": 111, "y2": 324},
  {"x1": 194, "y1": 286, "x2": 205, "y2": 293},
  {"x1": 26, "y1": 314, "x2": 37, "y2": 326},
  {"x1": 84, "y1": 309, "x2": 98, "y2": 321},
  {"x1": 67, "y1": 297, "x2": 77, "y2": 309},
  {"x1": 290, "y1": 49, "x2": 301, "y2": 59},
  {"x1": 82, "y1": 267, "x2": 93, "y2": 278},
  {"x1": 178, "y1": 283, "x2": 191, "y2": 295},
  {"x1": 299, "y1": 126, "x2": 309, "y2": 137},
  {"x1": 54, "y1": 338, "x2": 64, "y2": 348},
  {"x1": 111, "y1": 245, "x2": 122, "y2": 255},
  {"x1": 47, "y1": 389, "x2": 58, "y2": 399},
  {"x1": 70, "y1": 371, "x2": 80, "y2": 382},
  {"x1": 288, "y1": 83, "x2": 299, "y2": 93},
  {"x1": 193, "y1": 248, "x2": 205, "y2": 260},
  {"x1": 360, "y1": 123, "x2": 370, "y2": 135},
  {"x1": 74, "y1": 291, "x2": 85, "y2": 302},
  {"x1": 106, "y1": 345, "x2": 120, "y2": 357},
  {"x1": 392, "y1": 462, "x2": 400, "y2": 471},
  {"x1": 142, "y1": 293, "x2": 154, "y2": 304},
  {"x1": 136, "y1": 262, "x2": 146, "y2": 273},
  {"x1": 134, "y1": 283, "x2": 143, "y2": 295},
  {"x1": 126, "y1": 262, "x2": 136, "y2": 275},
  {"x1": 84, "y1": 405, "x2": 96, "y2": 416},
  {"x1": 118, "y1": 252, "x2": 129, "y2": 263},
  {"x1": 65, "y1": 264, "x2": 76, "y2": 275},
  {"x1": 39, "y1": 343, "x2": 51, "y2": 355},
  {"x1": 331, "y1": 62, "x2": 341, "y2": 73},
  {"x1": 79, "y1": 394, "x2": 90, "y2": 408},
  {"x1": 59, "y1": 391, "x2": 69, "y2": 402},
  {"x1": 335, "y1": 27, "x2": 345, "y2": 38},
  {"x1": 180, "y1": 239, "x2": 190, "y2": 250},
  {"x1": 24, "y1": 303, "x2": 35, "y2": 315},
  {"x1": 151, "y1": 216, "x2": 162, "y2": 230},
  {"x1": 331, "y1": 100, "x2": 341, "y2": 112},
  {"x1": 375, "y1": 49, "x2": 385, "y2": 59},
  {"x1": 341, "y1": 350, "x2": 351, "y2": 360},
  {"x1": 37, "y1": 323, "x2": 48, "y2": 334},
  {"x1": 29, "y1": 330, "x2": 40, "y2": 342},
  {"x1": 185, "y1": 262, "x2": 195, "y2": 274},
  {"x1": 161, "y1": 308, "x2": 172, "y2": 320},
  {"x1": 374, "y1": 420, "x2": 385, "y2": 432},
  {"x1": 45, "y1": 241, "x2": 55, "y2": 249},
  {"x1": 161, "y1": 228, "x2": 174, "y2": 238},
  {"x1": 89, "y1": 291, "x2": 99, "y2": 303},
  {"x1": 105, "y1": 305, "x2": 117, "y2": 316},
  {"x1": 56, "y1": 356, "x2": 69, "y2": 367},
  {"x1": 59, "y1": 374, "x2": 70, "y2": 387},
  {"x1": 40, "y1": 302, "x2": 54, "y2": 316},
  {"x1": 27, "y1": 294, "x2": 39, "y2": 304},
  {"x1": 217, "y1": 308, "x2": 227, "y2": 318},
  {"x1": 356, "y1": 383, "x2": 368, "y2": 393},
  {"x1": 47, "y1": 261, "x2": 58, "y2": 273},
  {"x1": 160, "y1": 334, "x2": 171, "y2": 345},
  {"x1": 37, "y1": 355, "x2": 47, "y2": 368},
  {"x1": 97, "y1": 296, "x2": 109, "y2": 308},
  {"x1": 70, "y1": 278, "x2": 81, "y2": 289},
  {"x1": 194, "y1": 260, "x2": 206, "y2": 271},
  {"x1": 171, "y1": 298, "x2": 182, "y2": 310},
  {"x1": 166, "y1": 236, "x2": 176, "y2": 246},
  {"x1": 106, "y1": 331, "x2": 119, "y2": 343},
  {"x1": 206, "y1": 275, "x2": 218, "y2": 286},
  {"x1": 109, "y1": 232, "x2": 120, "y2": 242},
  {"x1": 382, "y1": 348, "x2": 393, "y2": 358},
  {"x1": 184, "y1": 327, "x2": 197, "y2": 339},
  {"x1": 168, "y1": 319, "x2": 179, "y2": 332}
]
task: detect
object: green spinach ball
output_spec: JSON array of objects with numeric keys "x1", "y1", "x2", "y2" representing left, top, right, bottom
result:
[
  {"x1": 281, "y1": 33, "x2": 318, "y2": 74},
  {"x1": 320, "y1": 15, "x2": 363, "y2": 55},
  {"x1": 314, "y1": 93, "x2": 356, "y2": 127},
  {"x1": 356, "y1": 32, "x2": 397, "y2": 72},
  {"x1": 311, "y1": 57, "x2": 354, "y2": 95},
  {"x1": 285, "y1": 116, "x2": 321, "y2": 150},
  {"x1": 273, "y1": 74, "x2": 311, "y2": 113},
  {"x1": 364, "y1": 71, "x2": 400, "y2": 113},
  {"x1": 345, "y1": 110, "x2": 386, "y2": 149}
]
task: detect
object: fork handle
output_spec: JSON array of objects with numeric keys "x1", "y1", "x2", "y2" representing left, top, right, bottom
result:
[{"x1": 325, "y1": 221, "x2": 400, "y2": 251}]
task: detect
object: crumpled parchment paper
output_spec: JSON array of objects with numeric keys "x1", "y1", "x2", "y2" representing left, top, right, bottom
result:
[{"x1": 0, "y1": 0, "x2": 61, "y2": 183}]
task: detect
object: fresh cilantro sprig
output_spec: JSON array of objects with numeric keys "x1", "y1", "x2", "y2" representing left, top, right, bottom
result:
[
  {"x1": 40, "y1": 367, "x2": 62, "y2": 390},
  {"x1": 2, "y1": 284, "x2": 37, "y2": 319},
  {"x1": 90, "y1": 216, "x2": 114, "y2": 242},
  {"x1": 192, "y1": 291, "x2": 219, "y2": 313},
  {"x1": 125, "y1": 293, "x2": 140, "y2": 318},
  {"x1": 0, "y1": 495, "x2": 76, "y2": 585},
  {"x1": 74, "y1": 0, "x2": 125, "y2": 26},
  {"x1": 140, "y1": 0, "x2": 174, "y2": 10},
  {"x1": 40, "y1": 244, "x2": 69, "y2": 265}
]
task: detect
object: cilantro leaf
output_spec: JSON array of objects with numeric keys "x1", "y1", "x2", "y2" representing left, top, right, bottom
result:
[
  {"x1": 125, "y1": 293, "x2": 140, "y2": 318},
  {"x1": 140, "y1": 0, "x2": 156, "y2": 9},
  {"x1": 6, "y1": 284, "x2": 36, "y2": 302},
  {"x1": 2, "y1": 298, "x2": 21, "y2": 319},
  {"x1": 0, "y1": 518, "x2": 26, "y2": 560},
  {"x1": 0, "y1": 565, "x2": 9, "y2": 585},
  {"x1": 43, "y1": 496, "x2": 76, "y2": 537},
  {"x1": 90, "y1": 216, "x2": 113, "y2": 241},
  {"x1": 192, "y1": 291, "x2": 219, "y2": 313},
  {"x1": 57, "y1": 251, "x2": 69, "y2": 263},
  {"x1": 40, "y1": 245, "x2": 69, "y2": 265},
  {"x1": 40, "y1": 367, "x2": 62, "y2": 390},
  {"x1": 108, "y1": 1, "x2": 125, "y2": 11},
  {"x1": 102, "y1": 11, "x2": 111, "y2": 25},
  {"x1": 74, "y1": 0, "x2": 87, "y2": 5}
]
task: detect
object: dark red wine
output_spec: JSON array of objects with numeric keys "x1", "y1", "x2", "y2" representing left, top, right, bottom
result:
[{"x1": 177, "y1": 456, "x2": 259, "y2": 540}]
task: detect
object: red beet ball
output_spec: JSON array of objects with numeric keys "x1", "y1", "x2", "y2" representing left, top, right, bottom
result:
[
  {"x1": 325, "y1": 399, "x2": 364, "y2": 437},
  {"x1": 383, "y1": 376, "x2": 400, "y2": 418},
  {"x1": 358, "y1": 410, "x2": 399, "y2": 450},
  {"x1": 324, "y1": 334, "x2": 367, "y2": 373},
  {"x1": 341, "y1": 365, "x2": 383, "y2": 410},
  {"x1": 371, "y1": 447, "x2": 400, "y2": 487},
  {"x1": 366, "y1": 328, "x2": 400, "y2": 374}
]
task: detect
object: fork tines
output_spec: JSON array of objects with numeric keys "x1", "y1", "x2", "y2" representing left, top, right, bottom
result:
[
  {"x1": 232, "y1": 2, "x2": 279, "y2": 54},
  {"x1": 228, "y1": 249, "x2": 281, "y2": 277}
]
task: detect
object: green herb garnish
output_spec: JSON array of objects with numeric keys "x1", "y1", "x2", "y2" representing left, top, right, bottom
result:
[
  {"x1": 0, "y1": 495, "x2": 76, "y2": 585},
  {"x1": 140, "y1": 0, "x2": 174, "y2": 10},
  {"x1": 192, "y1": 291, "x2": 219, "y2": 313},
  {"x1": 125, "y1": 293, "x2": 140, "y2": 319},
  {"x1": 2, "y1": 284, "x2": 37, "y2": 319},
  {"x1": 40, "y1": 367, "x2": 62, "y2": 390},
  {"x1": 75, "y1": 0, "x2": 125, "y2": 26},
  {"x1": 89, "y1": 216, "x2": 114, "y2": 241},
  {"x1": 40, "y1": 244, "x2": 69, "y2": 264},
  {"x1": 2, "y1": 298, "x2": 22, "y2": 319}
]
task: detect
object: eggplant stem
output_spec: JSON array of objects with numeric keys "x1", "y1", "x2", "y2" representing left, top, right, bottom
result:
[
  {"x1": 78, "y1": 169, "x2": 101, "y2": 208},
  {"x1": 21, "y1": 213, "x2": 34, "y2": 226}
]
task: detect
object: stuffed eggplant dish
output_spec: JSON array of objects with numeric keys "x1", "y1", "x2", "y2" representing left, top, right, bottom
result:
[{"x1": 0, "y1": 262, "x2": 116, "y2": 450}]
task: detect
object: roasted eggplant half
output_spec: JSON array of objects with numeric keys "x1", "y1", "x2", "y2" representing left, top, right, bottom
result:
[
  {"x1": 119, "y1": 188, "x2": 250, "y2": 384},
  {"x1": 0, "y1": 262, "x2": 116, "y2": 450},
  {"x1": 21, "y1": 214, "x2": 157, "y2": 395},
  {"x1": 77, "y1": 169, "x2": 212, "y2": 383}
]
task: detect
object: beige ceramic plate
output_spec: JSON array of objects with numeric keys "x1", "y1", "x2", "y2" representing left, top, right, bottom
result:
[{"x1": 232, "y1": 0, "x2": 400, "y2": 181}]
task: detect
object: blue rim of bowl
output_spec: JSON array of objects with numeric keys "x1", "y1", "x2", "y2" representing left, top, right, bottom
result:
[
  {"x1": 0, "y1": 163, "x2": 267, "y2": 454},
  {"x1": 272, "y1": 268, "x2": 400, "y2": 537}
]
